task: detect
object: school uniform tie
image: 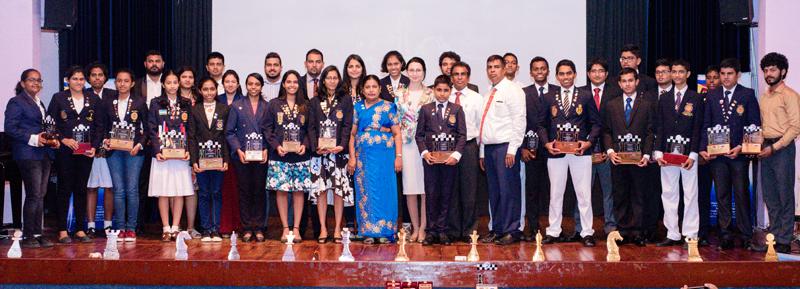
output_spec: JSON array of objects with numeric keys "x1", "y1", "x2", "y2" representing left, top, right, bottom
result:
[{"x1": 625, "y1": 97, "x2": 633, "y2": 125}]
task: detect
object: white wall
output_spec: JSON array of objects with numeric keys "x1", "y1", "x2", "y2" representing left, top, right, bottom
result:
[
  {"x1": 758, "y1": 0, "x2": 800, "y2": 90},
  {"x1": 212, "y1": 0, "x2": 587, "y2": 90},
  {"x1": 0, "y1": 0, "x2": 42, "y2": 130}
]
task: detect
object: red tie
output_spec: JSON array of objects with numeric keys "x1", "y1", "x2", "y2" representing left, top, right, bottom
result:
[
  {"x1": 478, "y1": 88, "x2": 498, "y2": 145},
  {"x1": 312, "y1": 78, "x2": 319, "y2": 98},
  {"x1": 593, "y1": 88, "x2": 601, "y2": 109},
  {"x1": 455, "y1": 91, "x2": 462, "y2": 105}
]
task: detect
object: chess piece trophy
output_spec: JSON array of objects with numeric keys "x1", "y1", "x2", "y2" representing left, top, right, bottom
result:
[
  {"x1": 103, "y1": 230, "x2": 120, "y2": 260},
  {"x1": 7, "y1": 230, "x2": 22, "y2": 258},
  {"x1": 318, "y1": 119, "x2": 338, "y2": 150},
  {"x1": 686, "y1": 237, "x2": 703, "y2": 262},
  {"x1": 606, "y1": 231, "x2": 623, "y2": 262},
  {"x1": 228, "y1": 231, "x2": 240, "y2": 261},
  {"x1": 198, "y1": 140, "x2": 224, "y2": 170},
  {"x1": 160, "y1": 124, "x2": 187, "y2": 159},
  {"x1": 467, "y1": 230, "x2": 480, "y2": 262},
  {"x1": 282, "y1": 123, "x2": 302, "y2": 153},
  {"x1": 663, "y1": 135, "x2": 690, "y2": 165},
  {"x1": 109, "y1": 121, "x2": 135, "y2": 151},
  {"x1": 616, "y1": 133, "x2": 642, "y2": 164},
  {"x1": 554, "y1": 123, "x2": 580, "y2": 154},
  {"x1": 339, "y1": 228, "x2": 355, "y2": 262},
  {"x1": 245, "y1": 132, "x2": 265, "y2": 162},
  {"x1": 532, "y1": 231, "x2": 545, "y2": 262},
  {"x1": 282, "y1": 230, "x2": 296, "y2": 261},
  {"x1": 72, "y1": 124, "x2": 93, "y2": 154},
  {"x1": 175, "y1": 231, "x2": 190, "y2": 260},
  {"x1": 742, "y1": 124, "x2": 763, "y2": 155},
  {"x1": 395, "y1": 228, "x2": 410, "y2": 262},
  {"x1": 765, "y1": 233, "x2": 778, "y2": 262},
  {"x1": 706, "y1": 124, "x2": 731, "y2": 156}
]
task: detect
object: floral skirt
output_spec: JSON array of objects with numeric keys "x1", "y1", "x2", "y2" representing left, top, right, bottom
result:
[
  {"x1": 309, "y1": 154, "x2": 354, "y2": 206},
  {"x1": 266, "y1": 160, "x2": 313, "y2": 192}
]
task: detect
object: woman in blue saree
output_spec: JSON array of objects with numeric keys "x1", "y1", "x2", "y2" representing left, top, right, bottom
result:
[{"x1": 347, "y1": 74, "x2": 402, "y2": 244}]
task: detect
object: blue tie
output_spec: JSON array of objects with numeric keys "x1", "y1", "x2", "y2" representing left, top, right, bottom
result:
[{"x1": 624, "y1": 97, "x2": 633, "y2": 124}]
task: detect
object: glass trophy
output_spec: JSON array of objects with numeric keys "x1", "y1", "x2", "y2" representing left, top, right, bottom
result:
[
  {"x1": 109, "y1": 121, "x2": 135, "y2": 151},
  {"x1": 663, "y1": 135, "x2": 690, "y2": 166},
  {"x1": 524, "y1": 130, "x2": 539, "y2": 156},
  {"x1": 72, "y1": 124, "x2": 92, "y2": 155},
  {"x1": 245, "y1": 132, "x2": 264, "y2": 162},
  {"x1": 616, "y1": 133, "x2": 642, "y2": 164},
  {"x1": 430, "y1": 132, "x2": 455, "y2": 164},
  {"x1": 159, "y1": 123, "x2": 186, "y2": 159},
  {"x1": 41, "y1": 116, "x2": 60, "y2": 148},
  {"x1": 198, "y1": 140, "x2": 224, "y2": 170},
  {"x1": 742, "y1": 124, "x2": 763, "y2": 154},
  {"x1": 554, "y1": 123, "x2": 580, "y2": 154},
  {"x1": 282, "y1": 123, "x2": 302, "y2": 153},
  {"x1": 706, "y1": 124, "x2": 730, "y2": 156},
  {"x1": 318, "y1": 119, "x2": 338, "y2": 150}
]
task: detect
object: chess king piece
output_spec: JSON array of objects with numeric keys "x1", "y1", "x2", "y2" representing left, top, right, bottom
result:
[
  {"x1": 175, "y1": 231, "x2": 191, "y2": 260},
  {"x1": 532, "y1": 231, "x2": 545, "y2": 262},
  {"x1": 467, "y1": 230, "x2": 480, "y2": 262},
  {"x1": 606, "y1": 231, "x2": 623, "y2": 262},
  {"x1": 282, "y1": 230, "x2": 296, "y2": 261},
  {"x1": 395, "y1": 228, "x2": 410, "y2": 262},
  {"x1": 7, "y1": 230, "x2": 22, "y2": 258},
  {"x1": 339, "y1": 228, "x2": 355, "y2": 262},
  {"x1": 765, "y1": 233, "x2": 778, "y2": 262},
  {"x1": 103, "y1": 230, "x2": 120, "y2": 260},
  {"x1": 686, "y1": 237, "x2": 703, "y2": 262},
  {"x1": 228, "y1": 231, "x2": 240, "y2": 261}
]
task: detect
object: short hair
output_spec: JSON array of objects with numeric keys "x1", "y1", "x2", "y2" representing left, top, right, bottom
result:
[
  {"x1": 486, "y1": 55, "x2": 505, "y2": 65},
  {"x1": 451, "y1": 61, "x2": 471, "y2": 77},
  {"x1": 529, "y1": 56, "x2": 549, "y2": 69},
  {"x1": 503, "y1": 52, "x2": 518, "y2": 62},
  {"x1": 86, "y1": 62, "x2": 108, "y2": 78},
  {"x1": 706, "y1": 65, "x2": 720, "y2": 75},
  {"x1": 555, "y1": 59, "x2": 576, "y2": 73},
  {"x1": 264, "y1": 52, "x2": 282, "y2": 65},
  {"x1": 198, "y1": 76, "x2": 218, "y2": 90},
  {"x1": 671, "y1": 59, "x2": 691, "y2": 71},
  {"x1": 64, "y1": 65, "x2": 85, "y2": 79},
  {"x1": 381, "y1": 50, "x2": 406, "y2": 73},
  {"x1": 433, "y1": 74, "x2": 452, "y2": 88},
  {"x1": 406, "y1": 57, "x2": 427, "y2": 78},
  {"x1": 720, "y1": 58, "x2": 741, "y2": 73},
  {"x1": 654, "y1": 58, "x2": 672, "y2": 69},
  {"x1": 145, "y1": 50, "x2": 162, "y2": 59},
  {"x1": 115, "y1": 68, "x2": 135, "y2": 80},
  {"x1": 620, "y1": 44, "x2": 642, "y2": 58},
  {"x1": 305, "y1": 48, "x2": 323, "y2": 61},
  {"x1": 760, "y1": 52, "x2": 789, "y2": 73},
  {"x1": 206, "y1": 51, "x2": 224, "y2": 64},
  {"x1": 619, "y1": 67, "x2": 639, "y2": 80},
  {"x1": 439, "y1": 51, "x2": 461, "y2": 66},
  {"x1": 587, "y1": 57, "x2": 608, "y2": 72}
]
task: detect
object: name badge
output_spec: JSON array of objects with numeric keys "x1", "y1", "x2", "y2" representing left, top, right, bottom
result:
[{"x1": 159, "y1": 109, "x2": 167, "y2": 116}]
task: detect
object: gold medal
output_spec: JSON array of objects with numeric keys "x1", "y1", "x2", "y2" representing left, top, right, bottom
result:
[
  {"x1": 736, "y1": 104, "x2": 744, "y2": 115},
  {"x1": 683, "y1": 103, "x2": 694, "y2": 116},
  {"x1": 551, "y1": 105, "x2": 558, "y2": 117},
  {"x1": 216, "y1": 119, "x2": 224, "y2": 130},
  {"x1": 449, "y1": 114, "x2": 456, "y2": 124},
  {"x1": 576, "y1": 104, "x2": 583, "y2": 116},
  {"x1": 181, "y1": 112, "x2": 188, "y2": 122},
  {"x1": 277, "y1": 112, "x2": 284, "y2": 125},
  {"x1": 60, "y1": 110, "x2": 67, "y2": 120},
  {"x1": 300, "y1": 114, "x2": 305, "y2": 125},
  {"x1": 87, "y1": 110, "x2": 94, "y2": 122},
  {"x1": 336, "y1": 109, "x2": 343, "y2": 120},
  {"x1": 131, "y1": 110, "x2": 138, "y2": 122}
]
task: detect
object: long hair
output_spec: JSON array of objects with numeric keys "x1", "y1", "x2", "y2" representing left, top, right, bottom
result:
[
  {"x1": 177, "y1": 66, "x2": 199, "y2": 101},
  {"x1": 15, "y1": 68, "x2": 39, "y2": 95},
  {"x1": 317, "y1": 65, "x2": 343, "y2": 99},
  {"x1": 278, "y1": 70, "x2": 308, "y2": 112},
  {"x1": 159, "y1": 69, "x2": 190, "y2": 109},
  {"x1": 342, "y1": 54, "x2": 366, "y2": 97},
  {"x1": 222, "y1": 69, "x2": 243, "y2": 95}
]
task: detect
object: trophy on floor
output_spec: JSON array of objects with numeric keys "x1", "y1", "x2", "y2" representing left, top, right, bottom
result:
[
  {"x1": 244, "y1": 132, "x2": 264, "y2": 162},
  {"x1": 606, "y1": 231, "x2": 623, "y2": 262},
  {"x1": 159, "y1": 123, "x2": 187, "y2": 159},
  {"x1": 282, "y1": 231, "x2": 296, "y2": 261},
  {"x1": 282, "y1": 123, "x2": 302, "y2": 153},
  {"x1": 467, "y1": 230, "x2": 480, "y2": 262},
  {"x1": 103, "y1": 230, "x2": 120, "y2": 260},
  {"x1": 765, "y1": 233, "x2": 778, "y2": 262},
  {"x1": 386, "y1": 280, "x2": 402, "y2": 289},
  {"x1": 686, "y1": 237, "x2": 703, "y2": 262},
  {"x1": 706, "y1": 124, "x2": 730, "y2": 156},
  {"x1": 72, "y1": 124, "x2": 92, "y2": 155},
  {"x1": 524, "y1": 130, "x2": 539, "y2": 156},
  {"x1": 430, "y1": 133, "x2": 456, "y2": 164},
  {"x1": 6, "y1": 230, "x2": 22, "y2": 258},
  {"x1": 108, "y1": 121, "x2": 135, "y2": 151},
  {"x1": 663, "y1": 135, "x2": 690, "y2": 166},
  {"x1": 532, "y1": 231, "x2": 545, "y2": 262},
  {"x1": 554, "y1": 123, "x2": 580, "y2": 154},
  {"x1": 742, "y1": 124, "x2": 763, "y2": 155},
  {"x1": 41, "y1": 116, "x2": 60, "y2": 148},
  {"x1": 339, "y1": 228, "x2": 355, "y2": 262},
  {"x1": 198, "y1": 140, "x2": 224, "y2": 170},
  {"x1": 175, "y1": 231, "x2": 190, "y2": 260},
  {"x1": 395, "y1": 228, "x2": 410, "y2": 262},
  {"x1": 228, "y1": 231, "x2": 240, "y2": 261},
  {"x1": 318, "y1": 119, "x2": 338, "y2": 150},
  {"x1": 616, "y1": 133, "x2": 642, "y2": 164}
]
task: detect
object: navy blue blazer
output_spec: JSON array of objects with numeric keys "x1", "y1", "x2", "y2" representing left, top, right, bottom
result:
[
  {"x1": 189, "y1": 101, "x2": 231, "y2": 165},
  {"x1": 3, "y1": 92, "x2": 54, "y2": 161},
  {"x1": 700, "y1": 85, "x2": 761, "y2": 152},
  {"x1": 379, "y1": 75, "x2": 410, "y2": 102},
  {"x1": 522, "y1": 83, "x2": 557, "y2": 155},
  {"x1": 46, "y1": 90, "x2": 101, "y2": 154},
  {"x1": 654, "y1": 88, "x2": 704, "y2": 154},
  {"x1": 216, "y1": 92, "x2": 243, "y2": 106},
  {"x1": 86, "y1": 87, "x2": 118, "y2": 100},
  {"x1": 263, "y1": 98, "x2": 314, "y2": 163},
  {"x1": 536, "y1": 87, "x2": 602, "y2": 158},
  {"x1": 93, "y1": 94, "x2": 149, "y2": 149},
  {"x1": 147, "y1": 96, "x2": 193, "y2": 153},
  {"x1": 225, "y1": 97, "x2": 269, "y2": 158},
  {"x1": 309, "y1": 94, "x2": 354, "y2": 156},
  {"x1": 414, "y1": 101, "x2": 467, "y2": 156}
]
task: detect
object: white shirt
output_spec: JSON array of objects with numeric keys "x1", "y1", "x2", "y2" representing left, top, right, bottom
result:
[
  {"x1": 607, "y1": 92, "x2": 650, "y2": 160},
  {"x1": 27, "y1": 94, "x2": 47, "y2": 147},
  {"x1": 93, "y1": 88, "x2": 105, "y2": 99},
  {"x1": 203, "y1": 102, "x2": 216, "y2": 128},
  {"x1": 560, "y1": 85, "x2": 575, "y2": 108},
  {"x1": 659, "y1": 84, "x2": 673, "y2": 99},
  {"x1": 216, "y1": 79, "x2": 224, "y2": 95},
  {"x1": 478, "y1": 78, "x2": 527, "y2": 157},
  {"x1": 145, "y1": 74, "x2": 162, "y2": 107},
  {"x1": 262, "y1": 79, "x2": 281, "y2": 102},
  {"x1": 73, "y1": 96, "x2": 85, "y2": 114},
  {"x1": 420, "y1": 100, "x2": 463, "y2": 161},
  {"x1": 723, "y1": 85, "x2": 737, "y2": 102},
  {"x1": 534, "y1": 83, "x2": 550, "y2": 97},
  {"x1": 117, "y1": 96, "x2": 130, "y2": 120},
  {"x1": 390, "y1": 76, "x2": 401, "y2": 92},
  {"x1": 306, "y1": 74, "x2": 319, "y2": 99},
  {"x1": 449, "y1": 87, "x2": 482, "y2": 141}
]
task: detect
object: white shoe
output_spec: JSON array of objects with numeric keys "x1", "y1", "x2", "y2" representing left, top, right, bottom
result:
[{"x1": 188, "y1": 229, "x2": 202, "y2": 239}]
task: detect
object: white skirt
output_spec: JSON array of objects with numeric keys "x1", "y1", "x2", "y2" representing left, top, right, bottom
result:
[
  {"x1": 87, "y1": 157, "x2": 113, "y2": 188},
  {"x1": 148, "y1": 158, "x2": 194, "y2": 197},
  {"x1": 401, "y1": 141, "x2": 425, "y2": 195}
]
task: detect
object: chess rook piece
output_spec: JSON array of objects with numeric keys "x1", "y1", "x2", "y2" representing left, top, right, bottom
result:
[
  {"x1": 228, "y1": 231, "x2": 240, "y2": 261},
  {"x1": 338, "y1": 228, "x2": 355, "y2": 262},
  {"x1": 7, "y1": 230, "x2": 22, "y2": 258},
  {"x1": 532, "y1": 231, "x2": 545, "y2": 262},
  {"x1": 686, "y1": 237, "x2": 703, "y2": 262},
  {"x1": 765, "y1": 233, "x2": 778, "y2": 262},
  {"x1": 395, "y1": 228, "x2": 410, "y2": 262},
  {"x1": 175, "y1": 231, "x2": 190, "y2": 260},
  {"x1": 282, "y1": 231, "x2": 296, "y2": 261},
  {"x1": 103, "y1": 230, "x2": 120, "y2": 260},
  {"x1": 606, "y1": 231, "x2": 623, "y2": 262},
  {"x1": 467, "y1": 230, "x2": 480, "y2": 262}
]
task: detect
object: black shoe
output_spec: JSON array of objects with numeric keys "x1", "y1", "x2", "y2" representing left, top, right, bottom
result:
[
  {"x1": 36, "y1": 236, "x2": 54, "y2": 248},
  {"x1": 656, "y1": 238, "x2": 683, "y2": 247},
  {"x1": 522, "y1": 234, "x2": 535, "y2": 242},
  {"x1": 567, "y1": 233, "x2": 582, "y2": 243},
  {"x1": 422, "y1": 235, "x2": 437, "y2": 246},
  {"x1": 461, "y1": 236, "x2": 472, "y2": 243},
  {"x1": 58, "y1": 236, "x2": 72, "y2": 244},
  {"x1": 21, "y1": 238, "x2": 40, "y2": 248},
  {"x1": 718, "y1": 239, "x2": 735, "y2": 250},
  {"x1": 494, "y1": 234, "x2": 517, "y2": 245},
  {"x1": 542, "y1": 235, "x2": 560, "y2": 244},
  {"x1": 582, "y1": 236, "x2": 596, "y2": 247},
  {"x1": 698, "y1": 238, "x2": 710, "y2": 247},
  {"x1": 439, "y1": 233, "x2": 452, "y2": 245},
  {"x1": 775, "y1": 243, "x2": 791, "y2": 254},
  {"x1": 86, "y1": 228, "x2": 97, "y2": 239},
  {"x1": 746, "y1": 241, "x2": 767, "y2": 252},
  {"x1": 480, "y1": 232, "x2": 498, "y2": 243},
  {"x1": 633, "y1": 236, "x2": 646, "y2": 247}
]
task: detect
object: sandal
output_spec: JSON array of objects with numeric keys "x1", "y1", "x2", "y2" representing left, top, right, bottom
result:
[
  {"x1": 378, "y1": 237, "x2": 391, "y2": 244},
  {"x1": 242, "y1": 231, "x2": 253, "y2": 242},
  {"x1": 280, "y1": 227, "x2": 289, "y2": 243},
  {"x1": 334, "y1": 237, "x2": 343, "y2": 244},
  {"x1": 363, "y1": 237, "x2": 375, "y2": 244},
  {"x1": 318, "y1": 232, "x2": 329, "y2": 244},
  {"x1": 161, "y1": 232, "x2": 172, "y2": 242},
  {"x1": 255, "y1": 231, "x2": 265, "y2": 242}
]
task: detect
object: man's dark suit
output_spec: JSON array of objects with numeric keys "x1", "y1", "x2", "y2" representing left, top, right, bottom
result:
[{"x1": 521, "y1": 83, "x2": 557, "y2": 235}]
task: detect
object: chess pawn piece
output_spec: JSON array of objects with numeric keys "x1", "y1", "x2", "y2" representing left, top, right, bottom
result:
[
  {"x1": 175, "y1": 231, "x2": 190, "y2": 260},
  {"x1": 686, "y1": 237, "x2": 703, "y2": 262},
  {"x1": 338, "y1": 228, "x2": 355, "y2": 262},
  {"x1": 228, "y1": 231, "x2": 240, "y2": 261},
  {"x1": 282, "y1": 230, "x2": 296, "y2": 261},
  {"x1": 103, "y1": 230, "x2": 120, "y2": 260},
  {"x1": 467, "y1": 230, "x2": 480, "y2": 262},
  {"x1": 606, "y1": 231, "x2": 623, "y2": 262},
  {"x1": 765, "y1": 233, "x2": 778, "y2": 262},
  {"x1": 532, "y1": 231, "x2": 545, "y2": 262},
  {"x1": 7, "y1": 230, "x2": 22, "y2": 258},
  {"x1": 395, "y1": 228, "x2": 410, "y2": 262}
]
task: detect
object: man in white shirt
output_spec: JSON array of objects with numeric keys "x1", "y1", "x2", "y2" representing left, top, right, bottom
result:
[
  {"x1": 134, "y1": 50, "x2": 164, "y2": 108},
  {"x1": 503, "y1": 52, "x2": 526, "y2": 88},
  {"x1": 478, "y1": 55, "x2": 526, "y2": 245},
  {"x1": 655, "y1": 58, "x2": 674, "y2": 99},
  {"x1": 206, "y1": 52, "x2": 226, "y2": 95},
  {"x1": 262, "y1": 52, "x2": 283, "y2": 102}
]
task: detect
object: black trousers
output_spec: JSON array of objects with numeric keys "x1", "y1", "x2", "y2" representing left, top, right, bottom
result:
[
  {"x1": 524, "y1": 156, "x2": 549, "y2": 234},
  {"x1": 1, "y1": 159, "x2": 24, "y2": 228},
  {"x1": 447, "y1": 140, "x2": 480, "y2": 238},
  {"x1": 611, "y1": 164, "x2": 650, "y2": 238},
  {"x1": 18, "y1": 159, "x2": 51, "y2": 238},
  {"x1": 709, "y1": 157, "x2": 753, "y2": 240},
  {"x1": 424, "y1": 162, "x2": 456, "y2": 235},
  {"x1": 137, "y1": 149, "x2": 155, "y2": 231},
  {"x1": 643, "y1": 162, "x2": 662, "y2": 236},
  {"x1": 56, "y1": 151, "x2": 93, "y2": 232},
  {"x1": 697, "y1": 162, "x2": 713, "y2": 239},
  {"x1": 234, "y1": 160, "x2": 267, "y2": 231}
]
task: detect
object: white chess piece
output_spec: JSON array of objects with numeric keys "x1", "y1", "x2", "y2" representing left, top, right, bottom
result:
[
  {"x1": 338, "y1": 228, "x2": 355, "y2": 262},
  {"x1": 7, "y1": 230, "x2": 22, "y2": 258},
  {"x1": 103, "y1": 230, "x2": 120, "y2": 260},
  {"x1": 228, "y1": 231, "x2": 240, "y2": 261},
  {"x1": 282, "y1": 231, "x2": 296, "y2": 261},
  {"x1": 175, "y1": 231, "x2": 191, "y2": 260}
]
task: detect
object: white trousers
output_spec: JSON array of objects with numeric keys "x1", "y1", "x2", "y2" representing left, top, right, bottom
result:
[
  {"x1": 660, "y1": 164, "x2": 699, "y2": 240},
  {"x1": 546, "y1": 154, "x2": 594, "y2": 237}
]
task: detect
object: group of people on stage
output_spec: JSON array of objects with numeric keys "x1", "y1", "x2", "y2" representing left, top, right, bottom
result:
[{"x1": 5, "y1": 44, "x2": 799, "y2": 253}]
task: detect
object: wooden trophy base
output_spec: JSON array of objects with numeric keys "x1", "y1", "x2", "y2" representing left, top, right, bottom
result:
[
  {"x1": 663, "y1": 153, "x2": 688, "y2": 166},
  {"x1": 741, "y1": 143, "x2": 762, "y2": 155},
  {"x1": 554, "y1": 141, "x2": 580, "y2": 154},
  {"x1": 318, "y1": 138, "x2": 337, "y2": 150},
  {"x1": 109, "y1": 139, "x2": 134, "y2": 151},
  {"x1": 245, "y1": 150, "x2": 264, "y2": 162},
  {"x1": 161, "y1": 148, "x2": 186, "y2": 159},
  {"x1": 617, "y1": 152, "x2": 642, "y2": 165},
  {"x1": 591, "y1": 153, "x2": 605, "y2": 164},
  {"x1": 199, "y1": 158, "x2": 224, "y2": 170},
  {"x1": 73, "y1": 143, "x2": 92, "y2": 155},
  {"x1": 707, "y1": 144, "x2": 730, "y2": 156},
  {"x1": 430, "y1": 151, "x2": 453, "y2": 164},
  {"x1": 283, "y1": 141, "x2": 301, "y2": 153}
]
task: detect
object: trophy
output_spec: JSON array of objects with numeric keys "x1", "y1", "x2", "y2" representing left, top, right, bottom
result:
[
  {"x1": 532, "y1": 231, "x2": 545, "y2": 262},
  {"x1": 686, "y1": 237, "x2": 703, "y2": 262},
  {"x1": 199, "y1": 140, "x2": 224, "y2": 170},
  {"x1": 430, "y1": 133, "x2": 455, "y2": 163},
  {"x1": 706, "y1": 124, "x2": 730, "y2": 156},
  {"x1": 765, "y1": 233, "x2": 778, "y2": 262},
  {"x1": 386, "y1": 280, "x2": 402, "y2": 289},
  {"x1": 338, "y1": 228, "x2": 355, "y2": 262},
  {"x1": 228, "y1": 231, "x2": 240, "y2": 261},
  {"x1": 159, "y1": 123, "x2": 186, "y2": 159},
  {"x1": 282, "y1": 231, "x2": 296, "y2": 261},
  {"x1": 418, "y1": 282, "x2": 433, "y2": 289},
  {"x1": 318, "y1": 119, "x2": 338, "y2": 150},
  {"x1": 467, "y1": 230, "x2": 480, "y2": 262},
  {"x1": 524, "y1": 130, "x2": 539, "y2": 155},
  {"x1": 616, "y1": 133, "x2": 642, "y2": 164},
  {"x1": 109, "y1": 121, "x2": 135, "y2": 151},
  {"x1": 394, "y1": 228, "x2": 410, "y2": 262},
  {"x1": 282, "y1": 123, "x2": 302, "y2": 153},
  {"x1": 41, "y1": 116, "x2": 60, "y2": 148},
  {"x1": 742, "y1": 124, "x2": 763, "y2": 154},
  {"x1": 663, "y1": 135, "x2": 690, "y2": 166},
  {"x1": 554, "y1": 123, "x2": 580, "y2": 154},
  {"x1": 6, "y1": 230, "x2": 21, "y2": 258},
  {"x1": 245, "y1": 132, "x2": 265, "y2": 162},
  {"x1": 72, "y1": 124, "x2": 92, "y2": 155}
]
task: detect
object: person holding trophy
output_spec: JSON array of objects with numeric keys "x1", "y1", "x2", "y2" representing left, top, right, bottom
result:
[
  {"x1": 95, "y1": 69, "x2": 148, "y2": 242},
  {"x1": 147, "y1": 70, "x2": 194, "y2": 242},
  {"x1": 47, "y1": 65, "x2": 101, "y2": 244},
  {"x1": 189, "y1": 77, "x2": 230, "y2": 242}
]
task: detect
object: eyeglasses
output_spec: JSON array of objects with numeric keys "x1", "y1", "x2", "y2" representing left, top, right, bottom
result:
[
  {"x1": 620, "y1": 56, "x2": 638, "y2": 62},
  {"x1": 25, "y1": 78, "x2": 43, "y2": 84}
]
